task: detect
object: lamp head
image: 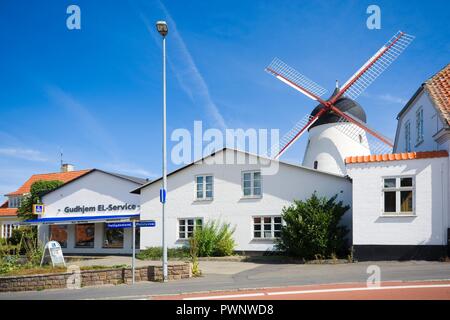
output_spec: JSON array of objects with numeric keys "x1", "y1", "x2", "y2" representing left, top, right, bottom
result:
[{"x1": 156, "y1": 21, "x2": 168, "y2": 37}]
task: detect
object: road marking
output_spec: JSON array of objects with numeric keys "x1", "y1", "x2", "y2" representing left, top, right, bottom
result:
[
  {"x1": 184, "y1": 292, "x2": 266, "y2": 300},
  {"x1": 183, "y1": 283, "x2": 450, "y2": 300}
]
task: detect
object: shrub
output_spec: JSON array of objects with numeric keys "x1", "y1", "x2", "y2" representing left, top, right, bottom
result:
[
  {"x1": 136, "y1": 246, "x2": 190, "y2": 260},
  {"x1": 193, "y1": 220, "x2": 236, "y2": 257},
  {"x1": 275, "y1": 192, "x2": 350, "y2": 260}
]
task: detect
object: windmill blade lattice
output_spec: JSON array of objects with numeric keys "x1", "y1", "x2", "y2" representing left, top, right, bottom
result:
[
  {"x1": 266, "y1": 58, "x2": 327, "y2": 101},
  {"x1": 337, "y1": 31, "x2": 415, "y2": 101},
  {"x1": 271, "y1": 113, "x2": 317, "y2": 158}
]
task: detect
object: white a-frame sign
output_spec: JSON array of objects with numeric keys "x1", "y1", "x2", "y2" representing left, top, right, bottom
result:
[{"x1": 40, "y1": 241, "x2": 66, "y2": 267}]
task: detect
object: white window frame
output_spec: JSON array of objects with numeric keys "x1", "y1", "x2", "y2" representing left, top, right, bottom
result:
[
  {"x1": 415, "y1": 107, "x2": 424, "y2": 145},
  {"x1": 252, "y1": 216, "x2": 282, "y2": 239},
  {"x1": 381, "y1": 176, "x2": 415, "y2": 216},
  {"x1": 195, "y1": 174, "x2": 214, "y2": 200},
  {"x1": 1, "y1": 223, "x2": 18, "y2": 239},
  {"x1": 178, "y1": 218, "x2": 203, "y2": 240},
  {"x1": 241, "y1": 170, "x2": 262, "y2": 198},
  {"x1": 404, "y1": 120, "x2": 411, "y2": 152}
]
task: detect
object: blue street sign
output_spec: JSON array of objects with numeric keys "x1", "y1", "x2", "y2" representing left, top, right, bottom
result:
[
  {"x1": 137, "y1": 220, "x2": 156, "y2": 228},
  {"x1": 107, "y1": 222, "x2": 132, "y2": 229},
  {"x1": 160, "y1": 188, "x2": 167, "y2": 203},
  {"x1": 107, "y1": 221, "x2": 156, "y2": 229}
]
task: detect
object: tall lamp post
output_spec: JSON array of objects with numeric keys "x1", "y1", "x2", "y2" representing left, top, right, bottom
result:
[{"x1": 156, "y1": 20, "x2": 168, "y2": 282}]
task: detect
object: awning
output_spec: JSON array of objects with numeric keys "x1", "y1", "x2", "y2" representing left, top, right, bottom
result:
[{"x1": 18, "y1": 214, "x2": 140, "y2": 226}]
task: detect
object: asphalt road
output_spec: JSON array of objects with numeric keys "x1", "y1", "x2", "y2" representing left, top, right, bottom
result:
[
  {"x1": 1, "y1": 260, "x2": 450, "y2": 300},
  {"x1": 156, "y1": 281, "x2": 450, "y2": 300}
]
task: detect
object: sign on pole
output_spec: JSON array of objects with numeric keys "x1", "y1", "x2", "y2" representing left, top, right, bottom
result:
[
  {"x1": 40, "y1": 241, "x2": 66, "y2": 267},
  {"x1": 106, "y1": 221, "x2": 156, "y2": 229},
  {"x1": 137, "y1": 220, "x2": 156, "y2": 228}
]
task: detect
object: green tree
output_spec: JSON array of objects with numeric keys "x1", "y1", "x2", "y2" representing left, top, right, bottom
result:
[
  {"x1": 275, "y1": 193, "x2": 350, "y2": 259},
  {"x1": 17, "y1": 180, "x2": 64, "y2": 221}
]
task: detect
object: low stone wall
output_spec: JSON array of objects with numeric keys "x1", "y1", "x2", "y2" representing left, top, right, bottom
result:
[{"x1": 0, "y1": 263, "x2": 191, "y2": 292}]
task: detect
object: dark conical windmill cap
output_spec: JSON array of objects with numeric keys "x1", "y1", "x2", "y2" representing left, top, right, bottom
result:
[{"x1": 309, "y1": 87, "x2": 367, "y2": 130}]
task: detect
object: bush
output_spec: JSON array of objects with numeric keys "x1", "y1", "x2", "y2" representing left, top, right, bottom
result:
[
  {"x1": 193, "y1": 220, "x2": 236, "y2": 257},
  {"x1": 136, "y1": 246, "x2": 190, "y2": 260},
  {"x1": 275, "y1": 193, "x2": 350, "y2": 260}
]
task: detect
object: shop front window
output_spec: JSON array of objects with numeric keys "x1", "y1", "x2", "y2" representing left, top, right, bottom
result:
[
  {"x1": 49, "y1": 225, "x2": 68, "y2": 248},
  {"x1": 103, "y1": 224, "x2": 124, "y2": 248},
  {"x1": 75, "y1": 224, "x2": 95, "y2": 248}
]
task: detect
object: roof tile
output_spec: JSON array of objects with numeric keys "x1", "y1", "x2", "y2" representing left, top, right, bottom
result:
[
  {"x1": 425, "y1": 63, "x2": 450, "y2": 125},
  {"x1": 5, "y1": 169, "x2": 92, "y2": 196},
  {"x1": 345, "y1": 150, "x2": 448, "y2": 164}
]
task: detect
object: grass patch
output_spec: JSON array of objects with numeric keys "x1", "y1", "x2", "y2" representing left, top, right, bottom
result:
[{"x1": 136, "y1": 247, "x2": 190, "y2": 260}]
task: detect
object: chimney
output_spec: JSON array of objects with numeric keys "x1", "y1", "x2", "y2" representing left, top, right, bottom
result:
[{"x1": 61, "y1": 163, "x2": 75, "y2": 172}]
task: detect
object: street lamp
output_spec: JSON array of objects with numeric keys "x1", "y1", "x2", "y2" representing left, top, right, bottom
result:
[{"x1": 156, "y1": 20, "x2": 168, "y2": 282}]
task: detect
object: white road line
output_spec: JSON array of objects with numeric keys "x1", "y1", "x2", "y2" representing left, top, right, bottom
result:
[
  {"x1": 184, "y1": 292, "x2": 266, "y2": 300},
  {"x1": 184, "y1": 284, "x2": 450, "y2": 300}
]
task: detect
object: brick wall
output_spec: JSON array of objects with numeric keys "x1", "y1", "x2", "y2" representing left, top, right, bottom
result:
[{"x1": 0, "y1": 263, "x2": 191, "y2": 292}]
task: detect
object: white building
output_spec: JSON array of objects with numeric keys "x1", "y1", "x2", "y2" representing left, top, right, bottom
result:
[
  {"x1": 133, "y1": 148, "x2": 352, "y2": 253},
  {"x1": 346, "y1": 63, "x2": 450, "y2": 260},
  {"x1": 35, "y1": 169, "x2": 147, "y2": 255}
]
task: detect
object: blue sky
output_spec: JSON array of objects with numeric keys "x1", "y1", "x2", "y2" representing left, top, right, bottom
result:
[{"x1": 0, "y1": 0, "x2": 449, "y2": 200}]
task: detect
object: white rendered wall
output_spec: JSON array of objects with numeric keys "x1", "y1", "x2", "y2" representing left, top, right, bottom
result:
[
  {"x1": 140, "y1": 149, "x2": 352, "y2": 252},
  {"x1": 39, "y1": 171, "x2": 141, "y2": 254},
  {"x1": 395, "y1": 90, "x2": 445, "y2": 153},
  {"x1": 347, "y1": 156, "x2": 449, "y2": 246},
  {"x1": 303, "y1": 123, "x2": 371, "y2": 175}
]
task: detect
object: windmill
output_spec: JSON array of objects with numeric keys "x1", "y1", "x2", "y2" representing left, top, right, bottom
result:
[{"x1": 266, "y1": 31, "x2": 414, "y2": 175}]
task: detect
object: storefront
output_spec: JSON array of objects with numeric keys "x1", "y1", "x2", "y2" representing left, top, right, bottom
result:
[{"x1": 25, "y1": 169, "x2": 147, "y2": 255}]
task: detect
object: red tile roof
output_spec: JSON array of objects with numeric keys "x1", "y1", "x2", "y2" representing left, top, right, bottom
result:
[
  {"x1": 5, "y1": 169, "x2": 92, "y2": 196},
  {"x1": 425, "y1": 63, "x2": 450, "y2": 125},
  {"x1": 0, "y1": 200, "x2": 17, "y2": 217},
  {"x1": 0, "y1": 207, "x2": 18, "y2": 217},
  {"x1": 345, "y1": 150, "x2": 449, "y2": 164}
]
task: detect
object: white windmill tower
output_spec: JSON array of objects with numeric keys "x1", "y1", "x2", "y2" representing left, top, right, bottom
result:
[{"x1": 266, "y1": 31, "x2": 415, "y2": 175}]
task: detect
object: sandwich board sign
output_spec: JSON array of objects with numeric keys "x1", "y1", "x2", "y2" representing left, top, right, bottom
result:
[{"x1": 40, "y1": 241, "x2": 66, "y2": 267}]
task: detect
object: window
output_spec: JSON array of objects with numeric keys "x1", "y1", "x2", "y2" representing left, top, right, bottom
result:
[
  {"x1": 253, "y1": 216, "x2": 282, "y2": 239},
  {"x1": 382, "y1": 177, "x2": 414, "y2": 215},
  {"x1": 405, "y1": 121, "x2": 411, "y2": 152},
  {"x1": 1, "y1": 223, "x2": 18, "y2": 239},
  {"x1": 50, "y1": 225, "x2": 68, "y2": 248},
  {"x1": 178, "y1": 218, "x2": 202, "y2": 239},
  {"x1": 8, "y1": 197, "x2": 21, "y2": 208},
  {"x1": 196, "y1": 175, "x2": 213, "y2": 200},
  {"x1": 75, "y1": 224, "x2": 95, "y2": 248},
  {"x1": 103, "y1": 224, "x2": 124, "y2": 248},
  {"x1": 313, "y1": 161, "x2": 318, "y2": 169},
  {"x1": 416, "y1": 108, "x2": 424, "y2": 145},
  {"x1": 242, "y1": 171, "x2": 262, "y2": 197}
]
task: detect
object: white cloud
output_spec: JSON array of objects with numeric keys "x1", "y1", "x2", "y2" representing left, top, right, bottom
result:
[
  {"x1": 0, "y1": 148, "x2": 48, "y2": 162},
  {"x1": 377, "y1": 94, "x2": 407, "y2": 105},
  {"x1": 104, "y1": 162, "x2": 158, "y2": 179},
  {"x1": 362, "y1": 92, "x2": 407, "y2": 105},
  {"x1": 138, "y1": 2, "x2": 227, "y2": 131}
]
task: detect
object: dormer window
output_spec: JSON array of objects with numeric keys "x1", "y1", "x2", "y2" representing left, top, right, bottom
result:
[{"x1": 8, "y1": 196, "x2": 21, "y2": 208}]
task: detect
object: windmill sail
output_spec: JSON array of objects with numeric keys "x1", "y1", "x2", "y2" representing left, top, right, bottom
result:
[
  {"x1": 266, "y1": 58, "x2": 327, "y2": 102},
  {"x1": 331, "y1": 31, "x2": 415, "y2": 103}
]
